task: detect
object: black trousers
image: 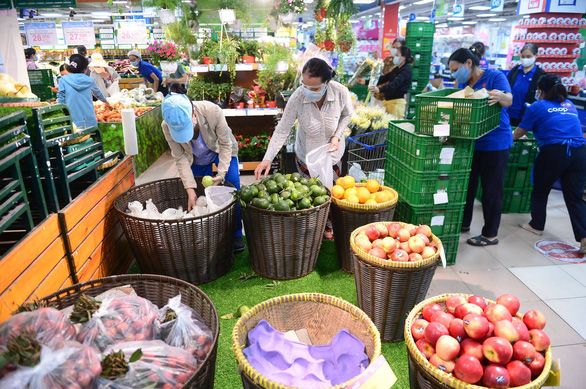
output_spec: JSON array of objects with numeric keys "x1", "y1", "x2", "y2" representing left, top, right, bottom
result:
[
  {"x1": 530, "y1": 143, "x2": 586, "y2": 241},
  {"x1": 510, "y1": 117, "x2": 522, "y2": 127},
  {"x1": 463, "y1": 148, "x2": 510, "y2": 238}
]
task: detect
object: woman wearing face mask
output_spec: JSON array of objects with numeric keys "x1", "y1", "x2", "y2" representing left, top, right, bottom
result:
[
  {"x1": 88, "y1": 53, "x2": 121, "y2": 98},
  {"x1": 450, "y1": 46, "x2": 513, "y2": 247},
  {"x1": 507, "y1": 43, "x2": 545, "y2": 127},
  {"x1": 25, "y1": 48, "x2": 38, "y2": 70},
  {"x1": 358, "y1": 38, "x2": 405, "y2": 105},
  {"x1": 368, "y1": 45, "x2": 414, "y2": 119},
  {"x1": 127, "y1": 50, "x2": 165, "y2": 94},
  {"x1": 513, "y1": 74, "x2": 586, "y2": 253}
]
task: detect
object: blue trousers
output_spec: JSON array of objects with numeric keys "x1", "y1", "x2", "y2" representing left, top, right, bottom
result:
[{"x1": 191, "y1": 155, "x2": 243, "y2": 238}]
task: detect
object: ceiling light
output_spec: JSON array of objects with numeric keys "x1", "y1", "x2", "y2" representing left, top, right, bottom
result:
[
  {"x1": 414, "y1": 0, "x2": 434, "y2": 4},
  {"x1": 112, "y1": 0, "x2": 126, "y2": 3},
  {"x1": 92, "y1": 11, "x2": 112, "y2": 17},
  {"x1": 488, "y1": 18, "x2": 506, "y2": 21},
  {"x1": 399, "y1": 5, "x2": 406, "y2": 10},
  {"x1": 436, "y1": 23, "x2": 448, "y2": 28},
  {"x1": 469, "y1": 6, "x2": 491, "y2": 11},
  {"x1": 523, "y1": 15, "x2": 529, "y2": 18},
  {"x1": 350, "y1": 19, "x2": 360, "y2": 23},
  {"x1": 448, "y1": 17, "x2": 464, "y2": 20},
  {"x1": 463, "y1": 21, "x2": 477, "y2": 24},
  {"x1": 41, "y1": 13, "x2": 63, "y2": 17},
  {"x1": 476, "y1": 13, "x2": 495, "y2": 17},
  {"x1": 415, "y1": 16, "x2": 428, "y2": 20}
]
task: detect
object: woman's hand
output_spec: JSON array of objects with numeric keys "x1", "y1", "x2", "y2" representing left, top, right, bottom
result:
[
  {"x1": 327, "y1": 137, "x2": 339, "y2": 153},
  {"x1": 357, "y1": 78, "x2": 366, "y2": 85},
  {"x1": 488, "y1": 90, "x2": 512, "y2": 107},
  {"x1": 186, "y1": 188, "x2": 197, "y2": 212},
  {"x1": 212, "y1": 175, "x2": 224, "y2": 186},
  {"x1": 368, "y1": 85, "x2": 380, "y2": 93},
  {"x1": 254, "y1": 160, "x2": 271, "y2": 180}
]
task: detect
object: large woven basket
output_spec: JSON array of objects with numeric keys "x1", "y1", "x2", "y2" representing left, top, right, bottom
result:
[
  {"x1": 331, "y1": 184, "x2": 398, "y2": 273},
  {"x1": 404, "y1": 293, "x2": 553, "y2": 389},
  {"x1": 351, "y1": 221, "x2": 441, "y2": 342},
  {"x1": 114, "y1": 178, "x2": 237, "y2": 285},
  {"x1": 241, "y1": 196, "x2": 331, "y2": 280},
  {"x1": 40, "y1": 274, "x2": 219, "y2": 389},
  {"x1": 232, "y1": 293, "x2": 382, "y2": 389}
]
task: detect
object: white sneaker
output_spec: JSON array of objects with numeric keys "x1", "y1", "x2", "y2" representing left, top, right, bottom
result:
[{"x1": 520, "y1": 222, "x2": 544, "y2": 235}]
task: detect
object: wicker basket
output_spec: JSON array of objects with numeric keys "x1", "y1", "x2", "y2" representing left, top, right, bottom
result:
[
  {"x1": 114, "y1": 178, "x2": 237, "y2": 285},
  {"x1": 241, "y1": 196, "x2": 331, "y2": 280},
  {"x1": 404, "y1": 293, "x2": 553, "y2": 389},
  {"x1": 40, "y1": 274, "x2": 219, "y2": 389},
  {"x1": 331, "y1": 184, "x2": 398, "y2": 273},
  {"x1": 232, "y1": 293, "x2": 382, "y2": 389},
  {"x1": 351, "y1": 222, "x2": 441, "y2": 342}
]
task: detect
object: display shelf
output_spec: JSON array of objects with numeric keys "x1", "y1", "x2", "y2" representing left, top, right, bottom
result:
[
  {"x1": 515, "y1": 24, "x2": 584, "y2": 29},
  {"x1": 222, "y1": 108, "x2": 279, "y2": 117},
  {"x1": 190, "y1": 63, "x2": 264, "y2": 73},
  {"x1": 543, "y1": 69, "x2": 574, "y2": 74},
  {"x1": 533, "y1": 55, "x2": 580, "y2": 59},
  {"x1": 513, "y1": 39, "x2": 583, "y2": 44}
]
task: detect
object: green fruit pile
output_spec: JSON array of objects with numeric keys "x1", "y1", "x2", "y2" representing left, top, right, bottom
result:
[{"x1": 238, "y1": 172, "x2": 330, "y2": 212}]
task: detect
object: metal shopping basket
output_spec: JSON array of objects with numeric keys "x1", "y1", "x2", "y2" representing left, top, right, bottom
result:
[{"x1": 347, "y1": 128, "x2": 388, "y2": 182}]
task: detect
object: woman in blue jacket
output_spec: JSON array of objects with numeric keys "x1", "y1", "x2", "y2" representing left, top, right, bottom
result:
[
  {"x1": 57, "y1": 54, "x2": 110, "y2": 129},
  {"x1": 449, "y1": 46, "x2": 513, "y2": 247},
  {"x1": 514, "y1": 74, "x2": 586, "y2": 253}
]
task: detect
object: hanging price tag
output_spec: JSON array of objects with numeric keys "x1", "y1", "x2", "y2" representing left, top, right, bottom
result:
[
  {"x1": 62, "y1": 21, "x2": 96, "y2": 46},
  {"x1": 117, "y1": 20, "x2": 148, "y2": 45},
  {"x1": 24, "y1": 22, "x2": 59, "y2": 46}
]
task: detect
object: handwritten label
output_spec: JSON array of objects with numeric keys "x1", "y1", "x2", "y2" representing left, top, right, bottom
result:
[
  {"x1": 434, "y1": 191, "x2": 449, "y2": 205},
  {"x1": 431, "y1": 215, "x2": 445, "y2": 226},
  {"x1": 439, "y1": 147, "x2": 455, "y2": 165},
  {"x1": 62, "y1": 21, "x2": 96, "y2": 46},
  {"x1": 117, "y1": 20, "x2": 147, "y2": 45},
  {"x1": 434, "y1": 124, "x2": 450, "y2": 137}
]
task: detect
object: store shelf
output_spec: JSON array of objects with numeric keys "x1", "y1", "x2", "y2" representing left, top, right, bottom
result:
[
  {"x1": 543, "y1": 69, "x2": 575, "y2": 74},
  {"x1": 513, "y1": 39, "x2": 583, "y2": 44},
  {"x1": 515, "y1": 24, "x2": 584, "y2": 29},
  {"x1": 531, "y1": 55, "x2": 580, "y2": 59},
  {"x1": 222, "y1": 108, "x2": 279, "y2": 117},
  {"x1": 191, "y1": 63, "x2": 263, "y2": 73}
]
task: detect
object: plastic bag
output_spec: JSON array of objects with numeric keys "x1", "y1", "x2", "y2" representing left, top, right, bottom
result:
[
  {"x1": 156, "y1": 295, "x2": 214, "y2": 362},
  {"x1": 106, "y1": 80, "x2": 120, "y2": 97},
  {"x1": 205, "y1": 186, "x2": 236, "y2": 213},
  {"x1": 1, "y1": 341, "x2": 101, "y2": 389},
  {"x1": 75, "y1": 295, "x2": 158, "y2": 351},
  {"x1": 348, "y1": 162, "x2": 367, "y2": 184},
  {"x1": 99, "y1": 340, "x2": 199, "y2": 388},
  {"x1": 0, "y1": 308, "x2": 76, "y2": 348},
  {"x1": 305, "y1": 144, "x2": 334, "y2": 190}
]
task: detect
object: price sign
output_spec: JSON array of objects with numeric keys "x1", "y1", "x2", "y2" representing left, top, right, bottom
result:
[
  {"x1": 24, "y1": 22, "x2": 59, "y2": 46},
  {"x1": 62, "y1": 21, "x2": 96, "y2": 46},
  {"x1": 117, "y1": 20, "x2": 147, "y2": 45}
]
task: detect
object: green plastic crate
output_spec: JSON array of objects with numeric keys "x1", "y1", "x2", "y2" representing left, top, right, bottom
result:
[
  {"x1": 411, "y1": 65, "x2": 431, "y2": 81},
  {"x1": 394, "y1": 198, "x2": 466, "y2": 237},
  {"x1": 27, "y1": 69, "x2": 54, "y2": 86},
  {"x1": 349, "y1": 83, "x2": 369, "y2": 102},
  {"x1": 415, "y1": 88, "x2": 502, "y2": 139},
  {"x1": 14, "y1": 0, "x2": 77, "y2": 8},
  {"x1": 510, "y1": 134, "x2": 538, "y2": 165},
  {"x1": 30, "y1": 85, "x2": 56, "y2": 101},
  {"x1": 436, "y1": 233, "x2": 460, "y2": 266},
  {"x1": 405, "y1": 37, "x2": 433, "y2": 53},
  {"x1": 385, "y1": 154, "x2": 471, "y2": 205},
  {"x1": 406, "y1": 22, "x2": 436, "y2": 38},
  {"x1": 413, "y1": 52, "x2": 433, "y2": 67},
  {"x1": 476, "y1": 186, "x2": 531, "y2": 214},
  {"x1": 504, "y1": 165, "x2": 533, "y2": 189},
  {"x1": 406, "y1": 107, "x2": 417, "y2": 119},
  {"x1": 387, "y1": 120, "x2": 475, "y2": 173}
]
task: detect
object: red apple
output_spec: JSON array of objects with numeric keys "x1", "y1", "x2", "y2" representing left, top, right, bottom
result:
[
  {"x1": 497, "y1": 294, "x2": 521, "y2": 316},
  {"x1": 455, "y1": 303, "x2": 484, "y2": 319},
  {"x1": 483, "y1": 336, "x2": 514, "y2": 364},
  {"x1": 494, "y1": 320, "x2": 519, "y2": 343},
  {"x1": 416, "y1": 224, "x2": 432, "y2": 238},
  {"x1": 485, "y1": 304, "x2": 513, "y2": 324},
  {"x1": 380, "y1": 237, "x2": 396, "y2": 254},
  {"x1": 389, "y1": 249, "x2": 409, "y2": 262},
  {"x1": 387, "y1": 222, "x2": 402, "y2": 238},
  {"x1": 417, "y1": 233, "x2": 430, "y2": 245},
  {"x1": 513, "y1": 341, "x2": 536, "y2": 363},
  {"x1": 409, "y1": 253, "x2": 423, "y2": 262},
  {"x1": 422, "y1": 303, "x2": 443, "y2": 322},
  {"x1": 512, "y1": 317, "x2": 530, "y2": 342},
  {"x1": 483, "y1": 364, "x2": 511, "y2": 388},
  {"x1": 446, "y1": 295, "x2": 468, "y2": 314},
  {"x1": 424, "y1": 322, "x2": 449, "y2": 346},
  {"x1": 523, "y1": 310, "x2": 546, "y2": 330},
  {"x1": 431, "y1": 311, "x2": 455, "y2": 329},
  {"x1": 396, "y1": 228, "x2": 411, "y2": 242},
  {"x1": 480, "y1": 322, "x2": 495, "y2": 343},
  {"x1": 421, "y1": 246, "x2": 436, "y2": 259},
  {"x1": 355, "y1": 235, "x2": 372, "y2": 252},
  {"x1": 436, "y1": 335, "x2": 460, "y2": 361},
  {"x1": 454, "y1": 355, "x2": 484, "y2": 384},
  {"x1": 404, "y1": 223, "x2": 417, "y2": 236},
  {"x1": 463, "y1": 314, "x2": 490, "y2": 340},
  {"x1": 468, "y1": 295, "x2": 488, "y2": 310},
  {"x1": 507, "y1": 360, "x2": 532, "y2": 386},
  {"x1": 398, "y1": 241, "x2": 412, "y2": 254},
  {"x1": 368, "y1": 247, "x2": 387, "y2": 260},
  {"x1": 411, "y1": 319, "x2": 429, "y2": 341},
  {"x1": 408, "y1": 235, "x2": 426, "y2": 254},
  {"x1": 364, "y1": 225, "x2": 380, "y2": 241},
  {"x1": 371, "y1": 239, "x2": 383, "y2": 249},
  {"x1": 528, "y1": 329, "x2": 550, "y2": 351},
  {"x1": 449, "y1": 318, "x2": 468, "y2": 342},
  {"x1": 415, "y1": 338, "x2": 435, "y2": 359},
  {"x1": 528, "y1": 350, "x2": 545, "y2": 377},
  {"x1": 375, "y1": 224, "x2": 388, "y2": 239},
  {"x1": 429, "y1": 354, "x2": 455, "y2": 373},
  {"x1": 460, "y1": 338, "x2": 484, "y2": 361}
]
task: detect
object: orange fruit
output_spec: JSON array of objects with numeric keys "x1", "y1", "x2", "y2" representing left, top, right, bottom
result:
[
  {"x1": 366, "y1": 179, "x2": 380, "y2": 193},
  {"x1": 375, "y1": 190, "x2": 391, "y2": 203},
  {"x1": 331, "y1": 185, "x2": 345, "y2": 199},
  {"x1": 346, "y1": 195, "x2": 360, "y2": 204},
  {"x1": 341, "y1": 176, "x2": 355, "y2": 190},
  {"x1": 336, "y1": 177, "x2": 345, "y2": 187},
  {"x1": 343, "y1": 187, "x2": 358, "y2": 200},
  {"x1": 356, "y1": 187, "x2": 371, "y2": 204},
  {"x1": 370, "y1": 193, "x2": 377, "y2": 200},
  {"x1": 365, "y1": 199, "x2": 377, "y2": 205}
]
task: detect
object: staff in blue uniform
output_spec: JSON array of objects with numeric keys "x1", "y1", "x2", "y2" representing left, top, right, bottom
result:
[
  {"x1": 507, "y1": 43, "x2": 546, "y2": 126},
  {"x1": 449, "y1": 46, "x2": 513, "y2": 247},
  {"x1": 513, "y1": 74, "x2": 586, "y2": 254},
  {"x1": 127, "y1": 49, "x2": 166, "y2": 94}
]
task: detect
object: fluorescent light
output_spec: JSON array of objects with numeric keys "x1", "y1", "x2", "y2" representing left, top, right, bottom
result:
[
  {"x1": 399, "y1": 5, "x2": 406, "y2": 10},
  {"x1": 448, "y1": 17, "x2": 464, "y2": 21},
  {"x1": 476, "y1": 13, "x2": 495, "y2": 17},
  {"x1": 436, "y1": 23, "x2": 448, "y2": 28},
  {"x1": 91, "y1": 15, "x2": 111, "y2": 19},
  {"x1": 350, "y1": 19, "x2": 360, "y2": 23},
  {"x1": 463, "y1": 21, "x2": 477, "y2": 24},
  {"x1": 469, "y1": 6, "x2": 491, "y2": 11},
  {"x1": 91, "y1": 11, "x2": 111, "y2": 17},
  {"x1": 415, "y1": 17, "x2": 428, "y2": 20},
  {"x1": 41, "y1": 13, "x2": 63, "y2": 17},
  {"x1": 523, "y1": 15, "x2": 529, "y2": 18},
  {"x1": 488, "y1": 18, "x2": 506, "y2": 21},
  {"x1": 112, "y1": 0, "x2": 126, "y2": 3},
  {"x1": 414, "y1": 0, "x2": 434, "y2": 4}
]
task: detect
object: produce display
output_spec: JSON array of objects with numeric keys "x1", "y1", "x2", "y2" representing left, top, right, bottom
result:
[
  {"x1": 127, "y1": 197, "x2": 211, "y2": 219},
  {"x1": 348, "y1": 105, "x2": 394, "y2": 136},
  {"x1": 106, "y1": 85, "x2": 164, "y2": 108},
  {"x1": 331, "y1": 176, "x2": 392, "y2": 205},
  {"x1": 237, "y1": 172, "x2": 330, "y2": 212},
  {"x1": 0, "y1": 74, "x2": 38, "y2": 99},
  {"x1": 353, "y1": 222, "x2": 437, "y2": 263},
  {"x1": 108, "y1": 60, "x2": 140, "y2": 76},
  {"x1": 0, "y1": 307, "x2": 76, "y2": 348},
  {"x1": 411, "y1": 294, "x2": 551, "y2": 387},
  {"x1": 94, "y1": 102, "x2": 153, "y2": 123}
]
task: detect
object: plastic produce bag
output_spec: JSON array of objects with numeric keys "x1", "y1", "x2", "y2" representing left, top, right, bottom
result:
[
  {"x1": 99, "y1": 340, "x2": 199, "y2": 388},
  {"x1": 348, "y1": 162, "x2": 367, "y2": 183},
  {"x1": 156, "y1": 295, "x2": 214, "y2": 362},
  {"x1": 0, "y1": 308, "x2": 76, "y2": 348},
  {"x1": 205, "y1": 186, "x2": 236, "y2": 213},
  {"x1": 306, "y1": 144, "x2": 334, "y2": 189},
  {"x1": 1, "y1": 341, "x2": 102, "y2": 389}
]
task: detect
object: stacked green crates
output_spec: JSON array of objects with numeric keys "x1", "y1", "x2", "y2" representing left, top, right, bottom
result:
[
  {"x1": 405, "y1": 22, "x2": 434, "y2": 119},
  {"x1": 385, "y1": 120, "x2": 475, "y2": 265},
  {"x1": 28, "y1": 69, "x2": 56, "y2": 101}
]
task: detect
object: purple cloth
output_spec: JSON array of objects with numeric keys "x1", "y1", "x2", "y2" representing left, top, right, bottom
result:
[{"x1": 243, "y1": 319, "x2": 369, "y2": 388}]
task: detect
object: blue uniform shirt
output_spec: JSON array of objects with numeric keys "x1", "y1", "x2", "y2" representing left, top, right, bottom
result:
[
  {"x1": 462, "y1": 69, "x2": 513, "y2": 151},
  {"x1": 518, "y1": 99, "x2": 585, "y2": 149},
  {"x1": 138, "y1": 60, "x2": 163, "y2": 84},
  {"x1": 508, "y1": 66, "x2": 536, "y2": 120}
]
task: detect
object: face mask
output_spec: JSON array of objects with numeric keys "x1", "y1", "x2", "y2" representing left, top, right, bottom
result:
[
  {"x1": 303, "y1": 86, "x2": 327, "y2": 102},
  {"x1": 131, "y1": 61, "x2": 139, "y2": 66},
  {"x1": 35, "y1": 55, "x2": 39, "y2": 61},
  {"x1": 391, "y1": 48, "x2": 397, "y2": 56},
  {"x1": 534, "y1": 91, "x2": 540, "y2": 101},
  {"x1": 521, "y1": 57, "x2": 536, "y2": 68},
  {"x1": 393, "y1": 56, "x2": 403, "y2": 66},
  {"x1": 453, "y1": 64, "x2": 471, "y2": 84}
]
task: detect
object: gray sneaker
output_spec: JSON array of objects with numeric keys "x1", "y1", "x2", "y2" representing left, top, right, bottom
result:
[{"x1": 520, "y1": 222, "x2": 543, "y2": 235}]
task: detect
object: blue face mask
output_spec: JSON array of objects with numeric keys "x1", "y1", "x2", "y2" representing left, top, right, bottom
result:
[
  {"x1": 453, "y1": 64, "x2": 470, "y2": 85},
  {"x1": 131, "y1": 61, "x2": 139, "y2": 66},
  {"x1": 303, "y1": 86, "x2": 328, "y2": 102},
  {"x1": 534, "y1": 91, "x2": 540, "y2": 101}
]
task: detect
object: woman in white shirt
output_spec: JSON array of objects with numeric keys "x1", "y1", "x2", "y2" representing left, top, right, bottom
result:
[{"x1": 88, "y1": 53, "x2": 121, "y2": 98}]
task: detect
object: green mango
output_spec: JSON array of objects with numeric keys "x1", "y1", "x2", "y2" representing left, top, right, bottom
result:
[
  {"x1": 285, "y1": 174, "x2": 291, "y2": 180},
  {"x1": 313, "y1": 196, "x2": 327, "y2": 206},
  {"x1": 291, "y1": 172, "x2": 301, "y2": 182},
  {"x1": 240, "y1": 188, "x2": 254, "y2": 203},
  {"x1": 256, "y1": 183, "x2": 266, "y2": 191},
  {"x1": 265, "y1": 180, "x2": 279, "y2": 194},
  {"x1": 286, "y1": 199, "x2": 295, "y2": 209},
  {"x1": 298, "y1": 197, "x2": 312, "y2": 210},
  {"x1": 310, "y1": 185, "x2": 322, "y2": 197},
  {"x1": 300, "y1": 178, "x2": 308, "y2": 185},
  {"x1": 250, "y1": 185, "x2": 259, "y2": 197},
  {"x1": 290, "y1": 189, "x2": 301, "y2": 201},
  {"x1": 274, "y1": 199, "x2": 290, "y2": 211},
  {"x1": 258, "y1": 190, "x2": 268, "y2": 198},
  {"x1": 280, "y1": 190, "x2": 292, "y2": 200},
  {"x1": 298, "y1": 185, "x2": 309, "y2": 195}
]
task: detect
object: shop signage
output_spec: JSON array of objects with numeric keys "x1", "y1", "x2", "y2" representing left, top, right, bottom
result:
[
  {"x1": 408, "y1": 13, "x2": 416, "y2": 22},
  {"x1": 24, "y1": 22, "x2": 59, "y2": 46},
  {"x1": 453, "y1": 4, "x2": 464, "y2": 16},
  {"x1": 491, "y1": 0, "x2": 505, "y2": 12},
  {"x1": 117, "y1": 20, "x2": 148, "y2": 45},
  {"x1": 546, "y1": 0, "x2": 585, "y2": 13},
  {"x1": 381, "y1": 3, "x2": 400, "y2": 59},
  {"x1": 517, "y1": 0, "x2": 547, "y2": 14},
  {"x1": 62, "y1": 21, "x2": 96, "y2": 46},
  {"x1": 430, "y1": 8, "x2": 436, "y2": 23}
]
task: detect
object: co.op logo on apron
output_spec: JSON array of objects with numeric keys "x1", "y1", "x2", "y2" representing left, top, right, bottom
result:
[{"x1": 534, "y1": 240, "x2": 585, "y2": 263}]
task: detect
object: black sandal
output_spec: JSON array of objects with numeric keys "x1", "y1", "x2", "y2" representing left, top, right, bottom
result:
[{"x1": 467, "y1": 235, "x2": 499, "y2": 246}]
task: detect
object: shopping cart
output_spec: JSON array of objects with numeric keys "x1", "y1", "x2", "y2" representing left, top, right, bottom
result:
[{"x1": 347, "y1": 128, "x2": 388, "y2": 182}]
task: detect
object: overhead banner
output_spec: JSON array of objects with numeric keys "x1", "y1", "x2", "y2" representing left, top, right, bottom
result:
[
  {"x1": 117, "y1": 19, "x2": 148, "y2": 45},
  {"x1": 491, "y1": 0, "x2": 505, "y2": 12},
  {"x1": 61, "y1": 21, "x2": 95, "y2": 46},
  {"x1": 453, "y1": 4, "x2": 465, "y2": 16},
  {"x1": 517, "y1": 0, "x2": 547, "y2": 14},
  {"x1": 24, "y1": 22, "x2": 59, "y2": 46},
  {"x1": 380, "y1": 2, "x2": 400, "y2": 59},
  {"x1": 546, "y1": 0, "x2": 586, "y2": 13}
]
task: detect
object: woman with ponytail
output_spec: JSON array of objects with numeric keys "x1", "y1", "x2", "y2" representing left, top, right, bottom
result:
[
  {"x1": 448, "y1": 46, "x2": 513, "y2": 247},
  {"x1": 513, "y1": 74, "x2": 586, "y2": 253}
]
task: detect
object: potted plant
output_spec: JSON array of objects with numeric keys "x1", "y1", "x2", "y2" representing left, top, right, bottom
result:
[
  {"x1": 272, "y1": 0, "x2": 306, "y2": 24},
  {"x1": 324, "y1": 19, "x2": 335, "y2": 52},
  {"x1": 199, "y1": 36, "x2": 219, "y2": 65},
  {"x1": 336, "y1": 19, "x2": 355, "y2": 53},
  {"x1": 215, "y1": 0, "x2": 251, "y2": 24},
  {"x1": 248, "y1": 85, "x2": 266, "y2": 108},
  {"x1": 325, "y1": 0, "x2": 356, "y2": 19},
  {"x1": 146, "y1": 41, "x2": 181, "y2": 72},
  {"x1": 235, "y1": 133, "x2": 271, "y2": 161},
  {"x1": 217, "y1": 34, "x2": 240, "y2": 81},
  {"x1": 230, "y1": 86, "x2": 251, "y2": 109},
  {"x1": 257, "y1": 70, "x2": 295, "y2": 108},
  {"x1": 314, "y1": 27, "x2": 325, "y2": 49},
  {"x1": 313, "y1": 0, "x2": 329, "y2": 22},
  {"x1": 238, "y1": 40, "x2": 260, "y2": 63}
]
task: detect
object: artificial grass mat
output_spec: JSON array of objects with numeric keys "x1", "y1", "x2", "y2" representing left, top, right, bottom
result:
[{"x1": 194, "y1": 238, "x2": 411, "y2": 388}]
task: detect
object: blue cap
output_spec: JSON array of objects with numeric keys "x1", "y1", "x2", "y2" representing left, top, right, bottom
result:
[{"x1": 162, "y1": 94, "x2": 194, "y2": 144}]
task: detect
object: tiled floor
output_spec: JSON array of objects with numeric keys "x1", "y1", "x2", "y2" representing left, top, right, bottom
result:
[{"x1": 137, "y1": 151, "x2": 586, "y2": 388}]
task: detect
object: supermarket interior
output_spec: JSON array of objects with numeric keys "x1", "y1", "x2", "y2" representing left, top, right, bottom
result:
[{"x1": 1, "y1": 0, "x2": 586, "y2": 388}]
